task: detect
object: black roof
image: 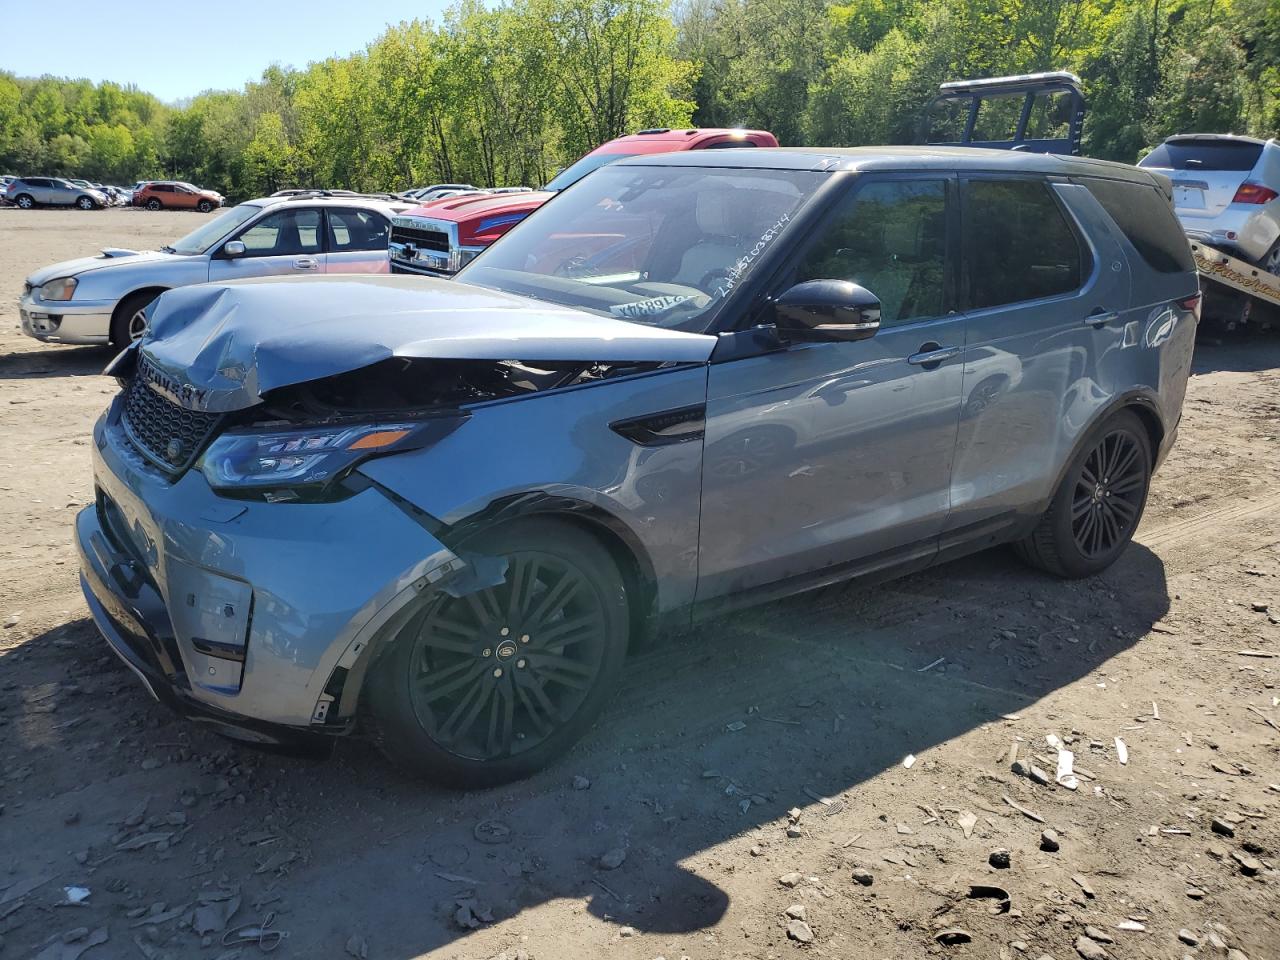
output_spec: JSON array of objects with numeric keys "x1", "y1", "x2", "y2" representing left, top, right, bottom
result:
[{"x1": 613, "y1": 145, "x2": 1158, "y2": 184}]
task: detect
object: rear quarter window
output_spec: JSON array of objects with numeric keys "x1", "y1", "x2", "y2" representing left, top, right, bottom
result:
[
  {"x1": 1140, "y1": 140, "x2": 1263, "y2": 172},
  {"x1": 1082, "y1": 178, "x2": 1195, "y2": 274}
]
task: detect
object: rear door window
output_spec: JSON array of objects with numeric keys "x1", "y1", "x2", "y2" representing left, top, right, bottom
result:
[
  {"x1": 326, "y1": 209, "x2": 389, "y2": 251},
  {"x1": 1082, "y1": 178, "x2": 1195, "y2": 274},
  {"x1": 1141, "y1": 140, "x2": 1262, "y2": 172},
  {"x1": 964, "y1": 179, "x2": 1088, "y2": 310}
]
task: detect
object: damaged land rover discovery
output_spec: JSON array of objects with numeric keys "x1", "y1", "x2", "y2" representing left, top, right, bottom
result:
[{"x1": 78, "y1": 147, "x2": 1200, "y2": 786}]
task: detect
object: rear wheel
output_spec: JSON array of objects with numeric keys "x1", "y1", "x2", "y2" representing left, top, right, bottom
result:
[
  {"x1": 109, "y1": 290, "x2": 160, "y2": 349},
  {"x1": 366, "y1": 519, "x2": 630, "y2": 786},
  {"x1": 1016, "y1": 410, "x2": 1151, "y2": 578},
  {"x1": 145, "y1": 198, "x2": 161, "y2": 211},
  {"x1": 15, "y1": 194, "x2": 34, "y2": 209}
]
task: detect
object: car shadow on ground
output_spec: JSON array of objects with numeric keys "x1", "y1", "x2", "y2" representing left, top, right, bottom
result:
[
  {"x1": 4, "y1": 541, "x2": 1169, "y2": 957},
  {"x1": 0, "y1": 343, "x2": 113, "y2": 380}
]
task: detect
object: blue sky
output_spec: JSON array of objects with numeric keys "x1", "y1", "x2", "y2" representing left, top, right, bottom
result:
[{"x1": 3, "y1": 0, "x2": 453, "y2": 102}]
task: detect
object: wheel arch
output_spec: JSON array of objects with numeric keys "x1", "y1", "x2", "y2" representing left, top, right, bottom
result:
[
  {"x1": 441, "y1": 491, "x2": 661, "y2": 640},
  {"x1": 331, "y1": 490, "x2": 662, "y2": 727},
  {"x1": 1044, "y1": 389, "x2": 1166, "y2": 511},
  {"x1": 111, "y1": 286, "x2": 170, "y2": 324}
]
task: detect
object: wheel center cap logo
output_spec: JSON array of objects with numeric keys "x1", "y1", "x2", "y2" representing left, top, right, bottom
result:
[{"x1": 496, "y1": 641, "x2": 518, "y2": 660}]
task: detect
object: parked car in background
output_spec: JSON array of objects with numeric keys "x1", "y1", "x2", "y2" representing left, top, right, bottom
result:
[
  {"x1": 6, "y1": 177, "x2": 109, "y2": 209},
  {"x1": 132, "y1": 181, "x2": 224, "y2": 212},
  {"x1": 1138, "y1": 134, "x2": 1280, "y2": 274},
  {"x1": 77, "y1": 147, "x2": 1198, "y2": 785},
  {"x1": 20, "y1": 193, "x2": 408, "y2": 348},
  {"x1": 389, "y1": 127, "x2": 778, "y2": 277},
  {"x1": 402, "y1": 182, "x2": 479, "y2": 200}
]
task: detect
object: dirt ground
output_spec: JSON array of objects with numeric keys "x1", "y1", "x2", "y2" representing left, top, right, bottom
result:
[{"x1": 0, "y1": 208, "x2": 1277, "y2": 960}]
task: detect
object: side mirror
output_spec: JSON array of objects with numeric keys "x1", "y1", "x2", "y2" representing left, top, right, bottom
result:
[
  {"x1": 774, "y1": 279, "x2": 881, "y2": 342},
  {"x1": 223, "y1": 240, "x2": 246, "y2": 258}
]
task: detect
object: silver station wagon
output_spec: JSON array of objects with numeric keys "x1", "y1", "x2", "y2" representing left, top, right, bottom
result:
[
  {"x1": 21, "y1": 194, "x2": 406, "y2": 348},
  {"x1": 77, "y1": 147, "x2": 1199, "y2": 785}
]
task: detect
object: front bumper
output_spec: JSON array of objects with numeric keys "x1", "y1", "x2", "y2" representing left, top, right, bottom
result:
[
  {"x1": 77, "y1": 399, "x2": 461, "y2": 738},
  {"x1": 20, "y1": 292, "x2": 114, "y2": 344}
]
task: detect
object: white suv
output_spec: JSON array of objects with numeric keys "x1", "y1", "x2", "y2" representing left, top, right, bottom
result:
[{"x1": 1139, "y1": 134, "x2": 1280, "y2": 273}]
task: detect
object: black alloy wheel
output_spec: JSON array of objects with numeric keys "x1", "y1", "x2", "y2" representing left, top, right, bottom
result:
[
  {"x1": 367, "y1": 519, "x2": 629, "y2": 786},
  {"x1": 1016, "y1": 409, "x2": 1151, "y2": 579},
  {"x1": 197, "y1": 199, "x2": 213, "y2": 213},
  {"x1": 1069, "y1": 428, "x2": 1145, "y2": 559}
]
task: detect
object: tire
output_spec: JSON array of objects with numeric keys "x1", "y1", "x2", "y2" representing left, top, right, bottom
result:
[
  {"x1": 14, "y1": 194, "x2": 34, "y2": 209},
  {"x1": 1016, "y1": 409, "x2": 1152, "y2": 579},
  {"x1": 76, "y1": 195, "x2": 95, "y2": 210},
  {"x1": 145, "y1": 198, "x2": 161, "y2": 211},
  {"x1": 365, "y1": 518, "x2": 630, "y2": 787},
  {"x1": 197, "y1": 199, "x2": 213, "y2": 213},
  {"x1": 109, "y1": 290, "x2": 160, "y2": 349}
]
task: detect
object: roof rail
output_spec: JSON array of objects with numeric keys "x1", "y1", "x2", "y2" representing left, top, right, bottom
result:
[{"x1": 280, "y1": 189, "x2": 401, "y2": 202}]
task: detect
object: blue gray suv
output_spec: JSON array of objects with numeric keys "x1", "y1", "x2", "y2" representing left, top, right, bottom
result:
[{"x1": 77, "y1": 147, "x2": 1200, "y2": 785}]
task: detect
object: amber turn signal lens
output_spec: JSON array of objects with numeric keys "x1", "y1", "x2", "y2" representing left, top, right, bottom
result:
[{"x1": 346, "y1": 429, "x2": 411, "y2": 450}]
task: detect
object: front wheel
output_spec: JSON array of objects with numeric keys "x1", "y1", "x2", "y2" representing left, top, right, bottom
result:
[
  {"x1": 1016, "y1": 410, "x2": 1151, "y2": 578},
  {"x1": 109, "y1": 290, "x2": 159, "y2": 349},
  {"x1": 197, "y1": 199, "x2": 213, "y2": 213},
  {"x1": 76, "y1": 196, "x2": 95, "y2": 210},
  {"x1": 365, "y1": 519, "x2": 630, "y2": 786}
]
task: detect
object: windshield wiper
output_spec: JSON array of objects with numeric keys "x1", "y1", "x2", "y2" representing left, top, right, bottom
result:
[{"x1": 160, "y1": 245, "x2": 176, "y2": 254}]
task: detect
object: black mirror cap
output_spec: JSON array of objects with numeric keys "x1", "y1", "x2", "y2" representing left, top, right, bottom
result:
[{"x1": 774, "y1": 279, "x2": 882, "y2": 342}]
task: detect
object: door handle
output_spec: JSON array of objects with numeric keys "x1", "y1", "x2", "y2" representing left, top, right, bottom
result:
[
  {"x1": 907, "y1": 345, "x2": 960, "y2": 368},
  {"x1": 293, "y1": 257, "x2": 319, "y2": 270},
  {"x1": 1083, "y1": 309, "x2": 1119, "y2": 328}
]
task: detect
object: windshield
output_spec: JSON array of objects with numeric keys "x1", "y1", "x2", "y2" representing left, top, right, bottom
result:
[
  {"x1": 165, "y1": 203, "x2": 262, "y2": 255},
  {"x1": 544, "y1": 152, "x2": 642, "y2": 192},
  {"x1": 459, "y1": 165, "x2": 824, "y2": 332}
]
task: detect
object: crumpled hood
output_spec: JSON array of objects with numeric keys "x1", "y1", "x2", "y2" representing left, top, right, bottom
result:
[
  {"x1": 26, "y1": 249, "x2": 175, "y2": 286},
  {"x1": 141, "y1": 274, "x2": 716, "y2": 412}
]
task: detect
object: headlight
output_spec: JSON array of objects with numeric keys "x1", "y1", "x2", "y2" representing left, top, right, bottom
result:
[
  {"x1": 199, "y1": 417, "x2": 463, "y2": 498},
  {"x1": 41, "y1": 277, "x2": 78, "y2": 301}
]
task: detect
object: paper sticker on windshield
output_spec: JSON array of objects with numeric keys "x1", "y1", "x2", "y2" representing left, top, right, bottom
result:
[{"x1": 610, "y1": 295, "x2": 691, "y2": 319}]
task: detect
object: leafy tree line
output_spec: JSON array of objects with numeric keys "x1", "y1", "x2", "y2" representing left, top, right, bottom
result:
[{"x1": 0, "y1": 0, "x2": 1274, "y2": 201}]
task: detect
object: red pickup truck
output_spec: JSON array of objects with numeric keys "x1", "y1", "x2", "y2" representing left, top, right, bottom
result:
[{"x1": 388, "y1": 127, "x2": 778, "y2": 277}]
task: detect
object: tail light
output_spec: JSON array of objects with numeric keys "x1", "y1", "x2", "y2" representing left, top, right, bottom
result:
[
  {"x1": 1232, "y1": 182, "x2": 1279, "y2": 205},
  {"x1": 1176, "y1": 292, "x2": 1202, "y2": 313}
]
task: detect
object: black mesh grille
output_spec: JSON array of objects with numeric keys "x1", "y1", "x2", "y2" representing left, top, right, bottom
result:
[
  {"x1": 121, "y1": 357, "x2": 223, "y2": 474},
  {"x1": 390, "y1": 224, "x2": 450, "y2": 251}
]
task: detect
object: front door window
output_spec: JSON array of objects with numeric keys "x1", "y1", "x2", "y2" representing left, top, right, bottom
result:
[{"x1": 793, "y1": 179, "x2": 948, "y2": 325}]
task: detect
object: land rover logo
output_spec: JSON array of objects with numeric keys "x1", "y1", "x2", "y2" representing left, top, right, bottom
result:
[
  {"x1": 166, "y1": 438, "x2": 184, "y2": 461},
  {"x1": 495, "y1": 641, "x2": 518, "y2": 660}
]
